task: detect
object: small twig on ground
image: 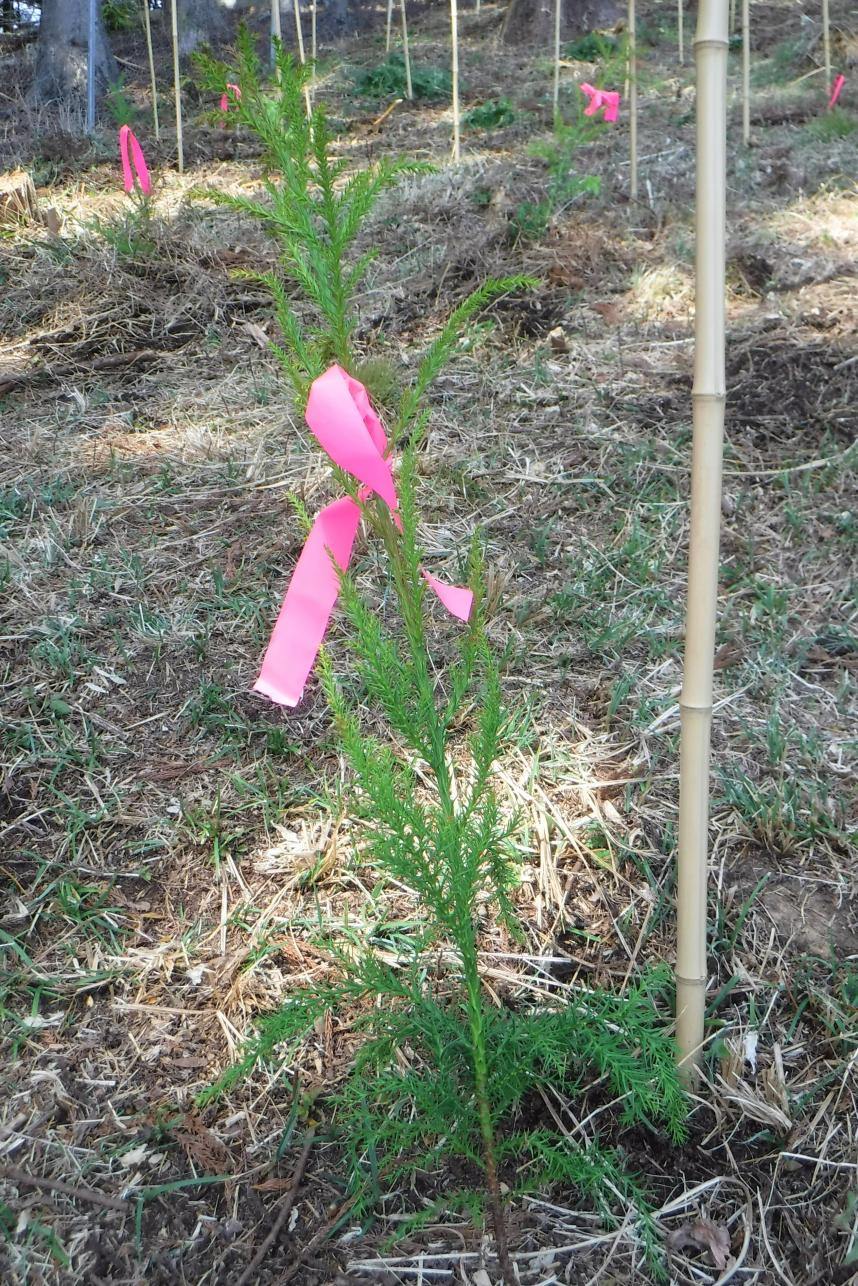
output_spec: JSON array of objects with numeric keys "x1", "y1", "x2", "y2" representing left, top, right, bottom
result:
[
  {"x1": 281, "y1": 1197, "x2": 356, "y2": 1283},
  {"x1": 233, "y1": 1127, "x2": 316, "y2": 1286},
  {"x1": 0, "y1": 1163, "x2": 130, "y2": 1213}
]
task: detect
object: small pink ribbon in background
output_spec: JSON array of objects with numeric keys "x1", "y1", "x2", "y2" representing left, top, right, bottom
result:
[
  {"x1": 219, "y1": 82, "x2": 242, "y2": 125},
  {"x1": 829, "y1": 73, "x2": 845, "y2": 110},
  {"x1": 118, "y1": 125, "x2": 152, "y2": 196},
  {"x1": 254, "y1": 364, "x2": 473, "y2": 708},
  {"x1": 579, "y1": 83, "x2": 620, "y2": 123}
]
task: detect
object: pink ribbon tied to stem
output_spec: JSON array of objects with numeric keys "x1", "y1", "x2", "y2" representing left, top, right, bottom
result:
[
  {"x1": 579, "y1": 83, "x2": 620, "y2": 123},
  {"x1": 219, "y1": 82, "x2": 242, "y2": 125},
  {"x1": 829, "y1": 73, "x2": 845, "y2": 110},
  {"x1": 118, "y1": 125, "x2": 152, "y2": 196},
  {"x1": 254, "y1": 364, "x2": 474, "y2": 708}
]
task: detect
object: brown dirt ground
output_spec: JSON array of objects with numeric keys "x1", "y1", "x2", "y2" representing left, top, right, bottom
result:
[{"x1": 0, "y1": 1, "x2": 857, "y2": 1283}]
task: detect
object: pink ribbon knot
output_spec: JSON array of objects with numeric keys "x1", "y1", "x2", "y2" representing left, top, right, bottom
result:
[
  {"x1": 219, "y1": 82, "x2": 242, "y2": 124},
  {"x1": 254, "y1": 365, "x2": 474, "y2": 708},
  {"x1": 579, "y1": 82, "x2": 620, "y2": 123},
  {"x1": 829, "y1": 73, "x2": 845, "y2": 110},
  {"x1": 118, "y1": 125, "x2": 152, "y2": 196}
]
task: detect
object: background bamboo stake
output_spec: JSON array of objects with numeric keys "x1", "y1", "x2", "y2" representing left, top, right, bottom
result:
[
  {"x1": 729, "y1": 0, "x2": 736, "y2": 33},
  {"x1": 676, "y1": 0, "x2": 728, "y2": 1080},
  {"x1": 386, "y1": 0, "x2": 394, "y2": 53},
  {"x1": 822, "y1": 0, "x2": 831, "y2": 96},
  {"x1": 170, "y1": 0, "x2": 183, "y2": 173},
  {"x1": 311, "y1": 1, "x2": 317, "y2": 68},
  {"x1": 400, "y1": 0, "x2": 413, "y2": 101},
  {"x1": 86, "y1": 0, "x2": 96, "y2": 133},
  {"x1": 450, "y1": 0, "x2": 461, "y2": 160},
  {"x1": 271, "y1": 0, "x2": 281, "y2": 71},
  {"x1": 741, "y1": 0, "x2": 750, "y2": 145},
  {"x1": 552, "y1": 0, "x2": 562, "y2": 121},
  {"x1": 142, "y1": 0, "x2": 160, "y2": 140},
  {"x1": 678, "y1": 0, "x2": 684, "y2": 64},
  {"x1": 628, "y1": 0, "x2": 637, "y2": 200},
  {"x1": 292, "y1": 0, "x2": 313, "y2": 117}
]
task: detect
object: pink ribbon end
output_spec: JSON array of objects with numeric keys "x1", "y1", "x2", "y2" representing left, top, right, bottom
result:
[{"x1": 829, "y1": 73, "x2": 845, "y2": 110}]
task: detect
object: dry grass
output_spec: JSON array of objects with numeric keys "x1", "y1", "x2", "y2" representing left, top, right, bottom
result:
[{"x1": 0, "y1": 1, "x2": 857, "y2": 1282}]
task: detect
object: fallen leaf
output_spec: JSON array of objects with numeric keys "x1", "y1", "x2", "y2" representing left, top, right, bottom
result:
[{"x1": 668, "y1": 1218, "x2": 731, "y2": 1269}]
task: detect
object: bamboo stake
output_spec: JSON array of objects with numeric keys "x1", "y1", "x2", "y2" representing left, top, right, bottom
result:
[
  {"x1": 401, "y1": 0, "x2": 413, "y2": 101},
  {"x1": 676, "y1": 0, "x2": 728, "y2": 1080},
  {"x1": 142, "y1": 0, "x2": 160, "y2": 140},
  {"x1": 552, "y1": 0, "x2": 562, "y2": 121},
  {"x1": 170, "y1": 0, "x2": 183, "y2": 173},
  {"x1": 729, "y1": 0, "x2": 736, "y2": 34},
  {"x1": 311, "y1": 0, "x2": 317, "y2": 68},
  {"x1": 628, "y1": 0, "x2": 637, "y2": 201},
  {"x1": 292, "y1": 0, "x2": 313, "y2": 118},
  {"x1": 678, "y1": 0, "x2": 684, "y2": 64},
  {"x1": 86, "y1": 0, "x2": 96, "y2": 132},
  {"x1": 386, "y1": 0, "x2": 394, "y2": 52},
  {"x1": 451, "y1": 0, "x2": 461, "y2": 160},
  {"x1": 741, "y1": 0, "x2": 750, "y2": 145},
  {"x1": 822, "y1": 0, "x2": 831, "y2": 97},
  {"x1": 271, "y1": 0, "x2": 281, "y2": 70}
]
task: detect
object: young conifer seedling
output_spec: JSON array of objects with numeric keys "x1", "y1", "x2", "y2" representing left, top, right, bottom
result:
[{"x1": 199, "y1": 38, "x2": 687, "y2": 1283}]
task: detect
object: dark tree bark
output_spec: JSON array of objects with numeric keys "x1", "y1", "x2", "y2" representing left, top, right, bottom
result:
[
  {"x1": 177, "y1": 0, "x2": 230, "y2": 55},
  {"x1": 31, "y1": 0, "x2": 117, "y2": 105},
  {"x1": 502, "y1": 0, "x2": 620, "y2": 46}
]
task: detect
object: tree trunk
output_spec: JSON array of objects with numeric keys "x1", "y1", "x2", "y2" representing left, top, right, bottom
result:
[
  {"x1": 31, "y1": 0, "x2": 117, "y2": 106},
  {"x1": 177, "y1": 0, "x2": 230, "y2": 55},
  {"x1": 502, "y1": 0, "x2": 620, "y2": 45}
]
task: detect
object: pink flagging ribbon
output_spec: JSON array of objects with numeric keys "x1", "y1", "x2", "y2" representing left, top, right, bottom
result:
[
  {"x1": 219, "y1": 82, "x2": 242, "y2": 124},
  {"x1": 829, "y1": 73, "x2": 845, "y2": 109},
  {"x1": 254, "y1": 365, "x2": 474, "y2": 708},
  {"x1": 580, "y1": 83, "x2": 620, "y2": 123},
  {"x1": 118, "y1": 125, "x2": 152, "y2": 196}
]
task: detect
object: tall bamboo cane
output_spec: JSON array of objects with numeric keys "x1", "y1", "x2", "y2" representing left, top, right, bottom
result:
[
  {"x1": 628, "y1": 0, "x2": 638, "y2": 200},
  {"x1": 86, "y1": 0, "x2": 96, "y2": 132},
  {"x1": 678, "y1": 0, "x2": 684, "y2": 64},
  {"x1": 822, "y1": 0, "x2": 831, "y2": 97},
  {"x1": 401, "y1": 0, "x2": 413, "y2": 101},
  {"x1": 170, "y1": 0, "x2": 183, "y2": 173},
  {"x1": 741, "y1": 0, "x2": 750, "y2": 144},
  {"x1": 142, "y1": 0, "x2": 160, "y2": 140},
  {"x1": 451, "y1": 0, "x2": 461, "y2": 160},
  {"x1": 676, "y1": 0, "x2": 728, "y2": 1078},
  {"x1": 552, "y1": 0, "x2": 562, "y2": 121},
  {"x1": 271, "y1": 0, "x2": 282, "y2": 71},
  {"x1": 386, "y1": 0, "x2": 394, "y2": 52}
]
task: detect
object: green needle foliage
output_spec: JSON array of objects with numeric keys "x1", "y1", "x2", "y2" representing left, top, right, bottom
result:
[{"x1": 198, "y1": 40, "x2": 687, "y2": 1281}]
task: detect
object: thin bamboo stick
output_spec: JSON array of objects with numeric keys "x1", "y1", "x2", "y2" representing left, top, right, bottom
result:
[
  {"x1": 86, "y1": 0, "x2": 96, "y2": 132},
  {"x1": 386, "y1": 0, "x2": 394, "y2": 52},
  {"x1": 401, "y1": 0, "x2": 413, "y2": 101},
  {"x1": 729, "y1": 0, "x2": 736, "y2": 34},
  {"x1": 676, "y1": 0, "x2": 728, "y2": 1079},
  {"x1": 170, "y1": 0, "x2": 183, "y2": 173},
  {"x1": 552, "y1": 0, "x2": 562, "y2": 121},
  {"x1": 451, "y1": 0, "x2": 461, "y2": 160},
  {"x1": 741, "y1": 0, "x2": 750, "y2": 145},
  {"x1": 291, "y1": 0, "x2": 313, "y2": 117},
  {"x1": 678, "y1": 0, "x2": 684, "y2": 64},
  {"x1": 628, "y1": 0, "x2": 637, "y2": 200},
  {"x1": 311, "y1": 0, "x2": 317, "y2": 66},
  {"x1": 271, "y1": 0, "x2": 281, "y2": 70},
  {"x1": 822, "y1": 0, "x2": 831, "y2": 97},
  {"x1": 142, "y1": 0, "x2": 160, "y2": 140}
]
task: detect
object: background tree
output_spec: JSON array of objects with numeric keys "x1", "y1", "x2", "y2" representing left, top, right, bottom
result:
[
  {"x1": 502, "y1": 0, "x2": 620, "y2": 45},
  {"x1": 177, "y1": 0, "x2": 230, "y2": 54},
  {"x1": 31, "y1": 0, "x2": 116, "y2": 105}
]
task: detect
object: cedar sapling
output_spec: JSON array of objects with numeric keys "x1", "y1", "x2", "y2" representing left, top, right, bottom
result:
[{"x1": 199, "y1": 39, "x2": 687, "y2": 1282}]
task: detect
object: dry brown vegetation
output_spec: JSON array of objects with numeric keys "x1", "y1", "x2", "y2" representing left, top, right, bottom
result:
[{"x1": 0, "y1": 1, "x2": 856, "y2": 1282}]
